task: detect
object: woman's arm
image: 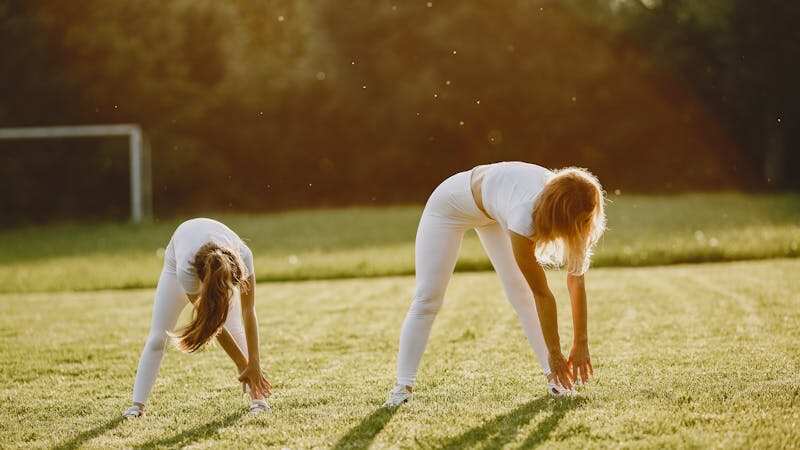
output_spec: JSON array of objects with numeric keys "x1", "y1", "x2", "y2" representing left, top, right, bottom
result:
[
  {"x1": 216, "y1": 328, "x2": 248, "y2": 373},
  {"x1": 567, "y1": 274, "x2": 593, "y2": 383},
  {"x1": 509, "y1": 232, "x2": 573, "y2": 389},
  {"x1": 187, "y1": 292, "x2": 249, "y2": 372},
  {"x1": 187, "y1": 290, "x2": 266, "y2": 393},
  {"x1": 236, "y1": 274, "x2": 272, "y2": 397},
  {"x1": 183, "y1": 291, "x2": 249, "y2": 372}
]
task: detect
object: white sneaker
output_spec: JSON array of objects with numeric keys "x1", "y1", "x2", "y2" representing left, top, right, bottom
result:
[
  {"x1": 122, "y1": 405, "x2": 144, "y2": 419},
  {"x1": 546, "y1": 375, "x2": 576, "y2": 397},
  {"x1": 249, "y1": 399, "x2": 271, "y2": 415},
  {"x1": 384, "y1": 384, "x2": 412, "y2": 407},
  {"x1": 547, "y1": 381, "x2": 574, "y2": 397}
]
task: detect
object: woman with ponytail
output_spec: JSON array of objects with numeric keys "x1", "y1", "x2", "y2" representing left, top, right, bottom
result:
[
  {"x1": 385, "y1": 162, "x2": 606, "y2": 407},
  {"x1": 123, "y1": 218, "x2": 271, "y2": 418}
]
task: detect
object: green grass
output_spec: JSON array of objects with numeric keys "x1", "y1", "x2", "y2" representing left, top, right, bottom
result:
[
  {"x1": 1, "y1": 193, "x2": 799, "y2": 293},
  {"x1": 1, "y1": 258, "x2": 798, "y2": 448}
]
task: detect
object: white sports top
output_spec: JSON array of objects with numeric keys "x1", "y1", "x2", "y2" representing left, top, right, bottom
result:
[
  {"x1": 478, "y1": 162, "x2": 553, "y2": 238},
  {"x1": 164, "y1": 218, "x2": 254, "y2": 294}
]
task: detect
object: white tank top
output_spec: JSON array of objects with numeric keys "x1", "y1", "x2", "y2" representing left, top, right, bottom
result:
[
  {"x1": 165, "y1": 218, "x2": 254, "y2": 294},
  {"x1": 479, "y1": 162, "x2": 553, "y2": 238}
]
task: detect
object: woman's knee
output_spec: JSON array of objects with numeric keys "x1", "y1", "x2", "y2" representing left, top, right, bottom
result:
[
  {"x1": 144, "y1": 333, "x2": 169, "y2": 353},
  {"x1": 506, "y1": 286, "x2": 533, "y2": 304},
  {"x1": 409, "y1": 292, "x2": 445, "y2": 316},
  {"x1": 225, "y1": 325, "x2": 247, "y2": 347}
]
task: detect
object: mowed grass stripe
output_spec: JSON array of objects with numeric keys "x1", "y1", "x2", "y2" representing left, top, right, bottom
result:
[
  {"x1": 1, "y1": 193, "x2": 799, "y2": 293},
  {"x1": 1, "y1": 260, "x2": 799, "y2": 448}
]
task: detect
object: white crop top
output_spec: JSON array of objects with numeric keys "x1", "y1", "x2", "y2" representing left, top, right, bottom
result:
[
  {"x1": 164, "y1": 218, "x2": 254, "y2": 294},
  {"x1": 479, "y1": 162, "x2": 553, "y2": 238}
]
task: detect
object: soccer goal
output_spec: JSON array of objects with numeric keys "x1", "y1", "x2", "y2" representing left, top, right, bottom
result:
[{"x1": 0, "y1": 124, "x2": 153, "y2": 223}]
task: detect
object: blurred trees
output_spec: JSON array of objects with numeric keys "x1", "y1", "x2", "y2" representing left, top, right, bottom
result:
[
  {"x1": 579, "y1": 0, "x2": 800, "y2": 188},
  {"x1": 0, "y1": 0, "x2": 797, "y2": 222}
]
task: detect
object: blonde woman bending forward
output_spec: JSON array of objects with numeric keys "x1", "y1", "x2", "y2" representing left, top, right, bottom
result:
[
  {"x1": 385, "y1": 162, "x2": 606, "y2": 406},
  {"x1": 123, "y1": 218, "x2": 271, "y2": 418}
]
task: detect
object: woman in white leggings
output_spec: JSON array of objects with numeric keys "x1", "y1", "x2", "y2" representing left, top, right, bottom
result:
[
  {"x1": 123, "y1": 218, "x2": 271, "y2": 418},
  {"x1": 385, "y1": 162, "x2": 606, "y2": 406}
]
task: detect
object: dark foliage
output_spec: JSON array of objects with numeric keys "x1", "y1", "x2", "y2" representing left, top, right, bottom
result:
[{"x1": 1, "y1": 0, "x2": 797, "y2": 222}]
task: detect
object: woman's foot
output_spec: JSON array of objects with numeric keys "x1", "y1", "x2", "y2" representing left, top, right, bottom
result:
[
  {"x1": 384, "y1": 384, "x2": 413, "y2": 407},
  {"x1": 243, "y1": 382, "x2": 270, "y2": 414},
  {"x1": 546, "y1": 374, "x2": 576, "y2": 397},
  {"x1": 122, "y1": 404, "x2": 144, "y2": 419},
  {"x1": 249, "y1": 399, "x2": 270, "y2": 415}
]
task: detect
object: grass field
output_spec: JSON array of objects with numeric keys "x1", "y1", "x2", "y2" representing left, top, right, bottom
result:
[
  {"x1": 1, "y1": 259, "x2": 799, "y2": 449},
  {"x1": 1, "y1": 193, "x2": 799, "y2": 293}
]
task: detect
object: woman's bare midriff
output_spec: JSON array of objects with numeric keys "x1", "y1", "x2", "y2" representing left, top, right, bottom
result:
[{"x1": 470, "y1": 164, "x2": 492, "y2": 219}]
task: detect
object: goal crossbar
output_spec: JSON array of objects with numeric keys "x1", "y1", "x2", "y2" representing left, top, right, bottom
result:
[{"x1": 0, "y1": 124, "x2": 153, "y2": 223}]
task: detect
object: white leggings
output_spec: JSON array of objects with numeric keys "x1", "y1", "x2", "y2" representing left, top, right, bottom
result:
[
  {"x1": 396, "y1": 170, "x2": 550, "y2": 386},
  {"x1": 131, "y1": 268, "x2": 247, "y2": 404}
]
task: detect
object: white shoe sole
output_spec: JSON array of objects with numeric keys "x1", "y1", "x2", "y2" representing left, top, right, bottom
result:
[
  {"x1": 548, "y1": 383, "x2": 577, "y2": 397},
  {"x1": 384, "y1": 394, "x2": 412, "y2": 408}
]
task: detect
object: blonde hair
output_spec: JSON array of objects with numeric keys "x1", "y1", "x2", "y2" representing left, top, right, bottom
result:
[
  {"x1": 531, "y1": 167, "x2": 606, "y2": 275},
  {"x1": 175, "y1": 243, "x2": 250, "y2": 353}
]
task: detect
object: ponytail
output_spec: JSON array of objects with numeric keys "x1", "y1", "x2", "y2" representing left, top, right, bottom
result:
[{"x1": 175, "y1": 243, "x2": 248, "y2": 353}]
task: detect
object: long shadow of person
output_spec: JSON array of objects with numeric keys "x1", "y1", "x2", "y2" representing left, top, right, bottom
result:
[
  {"x1": 332, "y1": 406, "x2": 399, "y2": 450},
  {"x1": 432, "y1": 396, "x2": 583, "y2": 449},
  {"x1": 133, "y1": 410, "x2": 246, "y2": 449},
  {"x1": 52, "y1": 417, "x2": 124, "y2": 450}
]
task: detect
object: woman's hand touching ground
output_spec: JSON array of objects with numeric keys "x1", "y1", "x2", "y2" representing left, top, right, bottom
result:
[
  {"x1": 567, "y1": 343, "x2": 593, "y2": 384},
  {"x1": 239, "y1": 364, "x2": 272, "y2": 398},
  {"x1": 548, "y1": 351, "x2": 574, "y2": 390}
]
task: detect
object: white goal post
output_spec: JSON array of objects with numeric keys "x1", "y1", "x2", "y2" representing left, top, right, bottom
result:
[{"x1": 0, "y1": 124, "x2": 153, "y2": 223}]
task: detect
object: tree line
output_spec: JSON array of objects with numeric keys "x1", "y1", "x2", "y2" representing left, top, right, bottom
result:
[{"x1": 1, "y1": 0, "x2": 797, "y2": 223}]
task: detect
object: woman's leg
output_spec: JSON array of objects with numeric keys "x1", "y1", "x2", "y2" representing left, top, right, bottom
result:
[
  {"x1": 475, "y1": 223, "x2": 551, "y2": 374},
  {"x1": 132, "y1": 269, "x2": 188, "y2": 405},
  {"x1": 223, "y1": 290, "x2": 248, "y2": 356},
  {"x1": 396, "y1": 212, "x2": 466, "y2": 387}
]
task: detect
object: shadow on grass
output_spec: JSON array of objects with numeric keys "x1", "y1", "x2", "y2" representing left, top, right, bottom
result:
[
  {"x1": 133, "y1": 410, "x2": 246, "y2": 449},
  {"x1": 431, "y1": 396, "x2": 582, "y2": 449},
  {"x1": 52, "y1": 416, "x2": 124, "y2": 450},
  {"x1": 332, "y1": 406, "x2": 399, "y2": 450}
]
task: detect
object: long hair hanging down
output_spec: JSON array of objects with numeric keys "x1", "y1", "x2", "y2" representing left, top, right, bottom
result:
[
  {"x1": 175, "y1": 243, "x2": 249, "y2": 353},
  {"x1": 531, "y1": 167, "x2": 606, "y2": 275}
]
